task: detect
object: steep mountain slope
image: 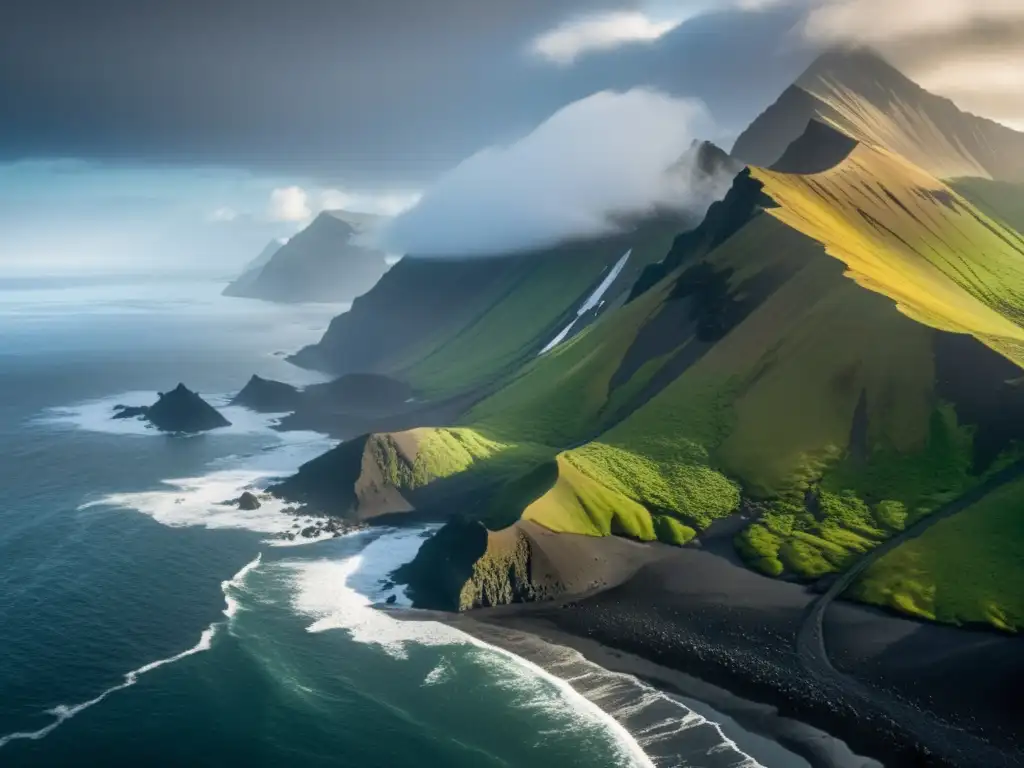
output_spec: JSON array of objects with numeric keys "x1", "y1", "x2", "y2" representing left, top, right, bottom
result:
[
  {"x1": 324, "y1": 124, "x2": 1024, "y2": 633},
  {"x1": 952, "y1": 178, "x2": 1024, "y2": 234},
  {"x1": 289, "y1": 216, "x2": 687, "y2": 395},
  {"x1": 733, "y1": 48, "x2": 1024, "y2": 182},
  {"x1": 223, "y1": 211, "x2": 389, "y2": 303},
  {"x1": 750, "y1": 136, "x2": 1024, "y2": 367}
]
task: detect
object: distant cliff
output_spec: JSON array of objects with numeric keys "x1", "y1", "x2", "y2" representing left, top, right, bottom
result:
[{"x1": 223, "y1": 211, "x2": 390, "y2": 303}]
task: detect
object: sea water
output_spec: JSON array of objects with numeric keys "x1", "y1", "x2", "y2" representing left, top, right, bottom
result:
[{"x1": 0, "y1": 275, "x2": 765, "y2": 767}]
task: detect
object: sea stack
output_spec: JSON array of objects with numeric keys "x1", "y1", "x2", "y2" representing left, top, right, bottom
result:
[
  {"x1": 235, "y1": 491, "x2": 262, "y2": 510},
  {"x1": 112, "y1": 384, "x2": 231, "y2": 433}
]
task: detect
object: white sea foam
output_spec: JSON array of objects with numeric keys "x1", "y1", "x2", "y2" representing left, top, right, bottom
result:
[
  {"x1": 37, "y1": 391, "x2": 292, "y2": 438},
  {"x1": 223, "y1": 553, "x2": 262, "y2": 619},
  {"x1": 539, "y1": 248, "x2": 632, "y2": 355},
  {"x1": 281, "y1": 527, "x2": 655, "y2": 768},
  {"x1": 78, "y1": 422, "x2": 338, "y2": 543},
  {"x1": 0, "y1": 554, "x2": 262, "y2": 751},
  {"x1": 422, "y1": 659, "x2": 452, "y2": 687}
]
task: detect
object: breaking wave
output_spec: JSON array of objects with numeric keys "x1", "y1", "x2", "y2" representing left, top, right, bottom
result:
[
  {"x1": 277, "y1": 526, "x2": 770, "y2": 768},
  {"x1": 0, "y1": 554, "x2": 262, "y2": 750}
]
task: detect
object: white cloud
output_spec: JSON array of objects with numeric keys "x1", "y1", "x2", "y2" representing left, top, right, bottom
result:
[
  {"x1": 530, "y1": 11, "x2": 686, "y2": 65},
  {"x1": 208, "y1": 206, "x2": 238, "y2": 222},
  {"x1": 800, "y1": 0, "x2": 1024, "y2": 43},
  {"x1": 267, "y1": 186, "x2": 312, "y2": 222},
  {"x1": 375, "y1": 89, "x2": 728, "y2": 258},
  {"x1": 265, "y1": 185, "x2": 421, "y2": 224},
  {"x1": 319, "y1": 188, "x2": 421, "y2": 216}
]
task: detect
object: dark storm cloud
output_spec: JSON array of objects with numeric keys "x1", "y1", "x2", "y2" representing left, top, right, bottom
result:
[{"x1": 0, "y1": 0, "x2": 812, "y2": 183}]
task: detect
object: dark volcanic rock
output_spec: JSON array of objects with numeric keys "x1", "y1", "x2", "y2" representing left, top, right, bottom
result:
[
  {"x1": 235, "y1": 492, "x2": 262, "y2": 511},
  {"x1": 147, "y1": 384, "x2": 231, "y2": 433},
  {"x1": 385, "y1": 594, "x2": 397, "y2": 605},
  {"x1": 626, "y1": 169, "x2": 774, "y2": 303},
  {"x1": 303, "y1": 373, "x2": 413, "y2": 412},
  {"x1": 770, "y1": 118, "x2": 859, "y2": 174},
  {"x1": 392, "y1": 516, "x2": 490, "y2": 611},
  {"x1": 113, "y1": 384, "x2": 231, "y2": 433},
  {"x1": 229, "y1": 375, "x2": 302, "y2": 413},
  {"x1": 112, "y1": 404, "x2": 150, "y2": 420}
]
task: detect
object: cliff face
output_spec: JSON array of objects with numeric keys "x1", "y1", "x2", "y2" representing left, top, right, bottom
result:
[
  {"x1": 396, "y1": 519, "x2": 668, "y2": 611},
  {"x1": 223, "y1": 211, "x2": 389, "y2": 303}
]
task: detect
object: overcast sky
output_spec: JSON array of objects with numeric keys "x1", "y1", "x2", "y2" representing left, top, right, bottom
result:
[
  {"x1": 0, "y1": 0, "x2": 816, "y2": 185},
  {"x1": 1, "y1": 0, "x2": 1020, "y2": 274}
]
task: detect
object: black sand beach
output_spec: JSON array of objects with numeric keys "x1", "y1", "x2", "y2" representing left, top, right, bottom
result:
[{"x1": 394, "y1": 531, "x2": 1024, "y2": 768}]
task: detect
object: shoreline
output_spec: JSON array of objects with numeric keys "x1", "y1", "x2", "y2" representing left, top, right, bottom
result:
[
  {"x1": 388, "y1": 528, "x2": 1024, "y2": 768},
  {"x1": 419, "y1": 610, "x2": 878, "y2": 768}
]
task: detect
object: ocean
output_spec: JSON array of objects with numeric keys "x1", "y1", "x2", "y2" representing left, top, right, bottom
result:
[{"x1": 0, "y1": 275, "x2": 780, "y2": 767}]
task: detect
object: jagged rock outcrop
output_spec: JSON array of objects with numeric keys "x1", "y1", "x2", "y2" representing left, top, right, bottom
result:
[
  {"x1": 235, "y1": 491, "x2": 262, "y2": 510},
  {"x1": 113, "y1": 384, "x2": 231, "y2": 433},
  {"x1": 627, "y1": 168, "x2": 775, "y2": 302}
]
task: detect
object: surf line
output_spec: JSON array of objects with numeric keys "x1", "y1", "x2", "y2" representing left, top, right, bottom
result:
[{"x1": 0, "y1": 553, "x2": 262, "y2": 750}]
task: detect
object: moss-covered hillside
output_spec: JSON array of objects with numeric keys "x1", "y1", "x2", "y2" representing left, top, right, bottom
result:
[{"x1": 278, "y1": 87, "x2": 1024, "y2": 633}]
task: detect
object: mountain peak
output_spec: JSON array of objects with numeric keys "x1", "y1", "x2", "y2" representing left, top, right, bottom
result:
[
  {"x1": 733, "y1": 47, "x2": 1024, "y2": 182},
  {"x1": 798, "y1": 46, "x2": 901, "y2": 83}
]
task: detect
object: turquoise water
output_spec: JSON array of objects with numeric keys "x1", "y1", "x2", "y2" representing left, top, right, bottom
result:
[{"x1": 0, "y1": 277, "x2": 666, "y2": 767}]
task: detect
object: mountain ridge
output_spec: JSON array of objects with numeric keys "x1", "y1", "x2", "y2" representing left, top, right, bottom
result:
[{"x1": 733, "y1": 47, "x2": 1024, "y2": 182}]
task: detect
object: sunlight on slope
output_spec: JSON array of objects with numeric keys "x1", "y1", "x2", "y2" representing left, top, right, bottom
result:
[
  {"x1": 801, "y1": 74, "x2": 991, "y2": 180},
  {"x1": 751, "y1": 144, "x2": 1024, "y2": 367},
  {"x1": 852, "y1": 475, "x2": 1024, "y2": 632},
  {"x1": 952, "y1": 178, "x2": 1024, "y2": 236}
]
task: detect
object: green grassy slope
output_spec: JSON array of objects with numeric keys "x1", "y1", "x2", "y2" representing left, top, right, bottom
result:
[
  {"x1": 403, "y1": 239, "x2": 636, "y2": 397},
  {"x1": 851, "y1": 475, "x2": 1024, "y2": 631},
  {"x1": 291, "y1": 220, "x2": 680, "y2": 393},
  {"x1": 401, "y1": 222, "x2": 682, "y2": 398},
  {"x1": 288, "y1": 125, "x2": 1024, "y2": 630},
  {"x1": 951, "y1": 178, "x2": 1024, "y2": 235},
  {"x1": 750, "y1": 144, "x2": 1024, "y2": 367},
  {"x1": 457, "y1": 148, "x2": 1024, "y2": 589}
]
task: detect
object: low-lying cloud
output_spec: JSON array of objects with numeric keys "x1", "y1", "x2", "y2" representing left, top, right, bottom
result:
[
  {"x1": 374, "y1": 89, "x2": 729, "y2": 258},
  {"x1": 268, "y1": 186, "x2": 312, "y2": 222}
]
